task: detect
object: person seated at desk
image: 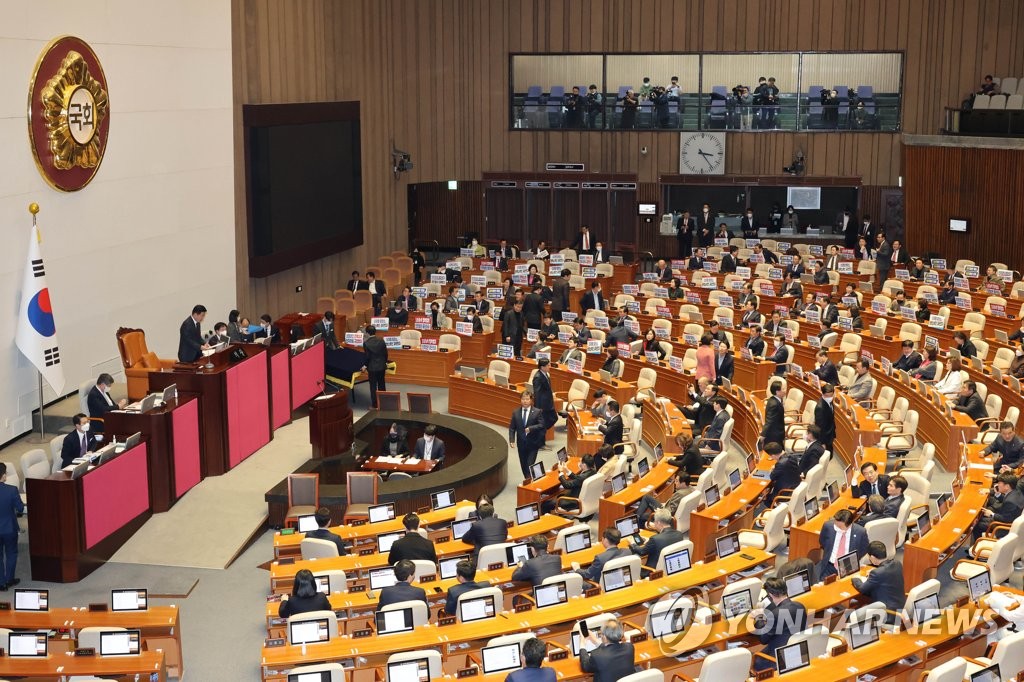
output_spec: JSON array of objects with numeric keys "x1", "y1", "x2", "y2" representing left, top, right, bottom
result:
[
  {"x1": 892, "y1": 340, "x2": 923, "y2": 371},
  {"x1": 642, "y1": 329, "x2": 666, "y2": 360},
  {"x1": 737, "y1": 283, "x2": 759, "y2": 309},
  {"x1": 559, "y1": 337, "x2": 585, "y2": 365},
  {"x1": 707, "y1": 319, "x2": 727, "y2": 344},
  {"x1": 598, "y1": 400, "x2": 623, "y2": 447},
  {"x1": 862, "y1": 476, "x2": 907, "y2": 522},
  {"x1": 574, "y1": 528, "x2": 630, "y2": 584},
  {"x1": 953, "y1": 330, "x2": 977, "y2": 359},
  {"x1": 983, "y1": 421, "x2": 1024, "y2": 473},
  {"x1": 590, "y1": 390, "x2": 611, "y2": 420},
  {"x1": 533, "y1": 241, "x2": 550, "y2": 260},
  {"x1": 634, "y1": 470, "x2": 691, "y2": 527},
  {"x1": 253, "y1": 314, "x2": 280, "y2": 343},
  {"x1": 744, "y1": 325, "x2": 766, "y2": 356},
  {"x1": 377, "y1": 559, "x2": 428, "y2": 609},
  {"x1": 461, "y1": 503, "x2": 508, "y2": 554},
  {"x1": 366, "y1": 272, "x2": 387, "y2": 314},
  {"x1": 346, "y1": 270, "x2": 368, "y2": 292},
  {"x1": 665, "y1": 277, "x2": 685, "y2": 300},
  {"x1": 763, "y1": 310, "x2": 785, "y2": 336},
  {"x1": 443, "y1": 286, "x2": 460, "y2": 313},
  {"x1": 858, "y1": 494, "x2": 887, "y2": 524},
  {"x1": 505, "y1": 637, "x2": 555, "y2": 682},
  {"x1": 888, "y1": 290, "x2": 909, "y2": 314},
  {"x1": 713, "y1": 340, "x2": 734, "y2": 385},
  {"x1": 511, "y1": 535, "x2": 561, "y2": 586},
  {"x1": 714, "y1": 223, "x2": 732, "y2": 242},
  {"x1": 469, "y1": 237, "x2": 486, "y2": 257},
  {"x1": 542, "y1": 454, "x2": 596, "y2": 514},
  {"x1": 600, "y1": 348, "x2": 624, "y2": 377},
  {"x1": 751, "y1": 577, "x2": 807, "y2": 672},
  {"x1": 686, "y1": 247, "x2": 706, "y2": 271},
  {"x1": 387, "y1": 300, "x2": 410, "y2": 327},
  {"x1": 652, "y1": 259, "x2": 672, "y2": 282},
  {"x1": 812, "y1": 350, "x2": 840, "y2": 385},
  {"x1": 933, "y1": 356, "x2": 964, "y2": 396},
  {"x1": 952, "y1": 381, "x2": 988, "y2": 423},
  {"x1": 719, "y1": 246, "x2": 738, "y2": 274},
  {"x1": 414, "y1": 424, "x2": 445, "y2": 466},
  {"x1": 847, "y1": 540, "x2": 905, "y2": 618},
  {"x1": 764, "y1": 442, "x2": 800, "y2": 507},
  {"x1": 854, "y1": 236, "x2": 874, "y2": 261},
  {"x1": 526, "y1": 265, "x2": 543, "y2": 289},
  {"x1": 427, "y1": 301, "x2": 444, "y2": 330},
  {"x1": 739, "y1": 300, "x2": 761, "y2": 329},
  {"x1": 495, "y1": 238, "x2": 515, "y2": 261},
  {"x1": 461, "y1": 306, "x2": 483, "y2": 333},
  {"x1": 981, "y1": 265, "x2": 1005, "y2": 293},
  {"x1": 842, "y1": 358, "x2": 874, "y2": 406},
  {"x1": 937, "y1": 279, "x2": 957, "y2": 304},
  {"x1": 305, "y1": 507, "x2": 349, "y2": 556},
  {"x1": 852, "y1": 462, "x2": 890, "y2": 499},
  {"x1": 848, "y1": 304, "x2": 865, "y2": 331},
  {"x1": 444, "y1": 560, "x2": 489, "y2": 615},
  {"x1": 812, "y1": 260, "x2": 829, "y2": 285},
  {"x1": 60, "y1": 413, "x2": 99, "y2": 468},
  {"x1": 630, "y1": 508, "x2": 685, "y2": 569},
  {"x1": 572, "y1": 317, "x2": 592, "y2": 345},
  {"x1": 278, "y1": 569, "x2": 332, "y2": 618},
  {"x1": 312, "y1": 311, "x2": 340, "y2": 350},
  {"x1": 537, "y1": 312, "x2": 559, "y2": 343},
  {"x1": 973, "y1": 473, "x2": 1024, "y2": 541},
  {"x1": 910, "y1": 347, "x2": 939, "y2": 380},
  {"x1": 579, "y1": 619, "x2": 636, "y2": 682},
  {"x1": 396, "y1": 286, "x2": 418, "y2": 312},
  {"x1": 207, "y1": 322, "x2": 231, "y2": 346},
  {"x1": 387, "y1": 513, "x2": 438, "y2": 565},
  {"x1": 87, "y1": 373, "x2": 128, "y2": 426},
  {"x1": 470, "y1": 290, "x2": 489, "y2": 316},
  {"x1": 909, "y1": 258, "x2": 929, "y2": 281},
  {"x1": 793, "y1": 292, "x2": 817, "y2": 319},
  {"x1": 785, "y1": 254, "x2": 806, "y2": 279},
  {"x1": 380, "y1": 423, "x2": 410, "y2": 457},
  {"x1": 817, "y1": 509, "x2": 869, "y2": 579}
]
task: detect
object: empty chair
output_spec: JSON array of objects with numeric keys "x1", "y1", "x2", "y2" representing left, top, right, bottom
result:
[
  {"x1": 989, "y1": 94, "x2": 1007, "y2": 110},
  {"x1": 286, "y1": 663, "x2": 344, "y2": 682},
  {"x1": 898, "y1": 322, "x2": 922, "y2": 342},
  {"x1": 554, "y1": 379, "x2": 590, "y2": 412},
  {"x1": 689, "y1": 647, "x2": 751, "y2": 680},
  {"x1": 962, "y1": 629, "x2": 1024, "y2": 680},
  {"x1": 1006, "y1": 94, "x2": 1024, "y2": 110},
  {"x1": 399, "y1": 329, "x2": 421, "y2": 348},
  {"x1": 343, "y1": 471, "x2": 378, "y2": 524},
  {"x1": 379, "y1": 599, "x2": 430, "y2": 628},
  {"x1": 865, "y1": 518, "x2": 899, "y2": 560},
  {"x1": 973, "y1": 94, "x2": 991, "y2": 110},
  {"x1": 739, "y1": 502, "x2": 788, "y2": 552},
  {"x1": 301, "y1": 538, "x2": 340, "y2": 560},
  {"x1": 487, "y1": 360, "x2": 511, "y2": 382},
  {"x1": 385, "y1": 651, "x2": 442, "y2": 681},
  {"x1": 285, "y1": 473, "x2": 319, "y2": 529},
  {"x1": 78, "y1": 626, "x2": 126, "y2": 650},
  {"x1": 438, "y1": 333, "x2": 461, "y2": 351},
  {"x1": 21, "y1": 449, "x2": 50, "y2": 481},
  {"x1": 286, "y1": 610, "x2": 338, "y2": 644},
  {"x1": 553, "y1": 474, "x2": 604, "y2": 520},
  {"x1": 951, "y1": 533, "x2": 1018, "y2": 586},
  {"x1": 917, "y1": 657, "x2": 967, "y2": 682}
]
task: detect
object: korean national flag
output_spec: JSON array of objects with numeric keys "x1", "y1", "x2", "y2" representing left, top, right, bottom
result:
[{"x1": 15, "y1": 226, "x2": 65, "y2": 395}]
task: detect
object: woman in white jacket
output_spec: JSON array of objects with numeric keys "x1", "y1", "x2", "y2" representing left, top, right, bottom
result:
[{"x1": 933, "y1": 356, "x2": 965, "y2": 397}]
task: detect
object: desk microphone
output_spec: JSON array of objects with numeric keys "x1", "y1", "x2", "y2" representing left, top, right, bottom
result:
[{"x1": 316, "y1": 379, "x2": 328, "y2": 396}]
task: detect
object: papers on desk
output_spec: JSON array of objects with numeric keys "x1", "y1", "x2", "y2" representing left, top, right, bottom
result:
[
  {"x1": 376, "y1": 456, "x2": 405, "y2": 464},
  {"x1": 201, "y1": 347, "x2": 217, "y2": 357},
  {"x1": 405, "y1": 458, "x2": 421, "y2": 465}
]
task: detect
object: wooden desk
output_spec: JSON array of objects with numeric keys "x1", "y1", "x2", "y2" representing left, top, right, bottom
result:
[
  {"x1": 363, "y1": 455, "x2": 438, "y2": 475},
  {"x1": 274, "y1": 312, "x2": 323, "y2": 341},
  {"x1": 598, "y1": 459, "x2": 679, "y2": 531},
  {"x1": 517, "y1": 458, "x2": 580, "y2": 506},
  {"x1": 0, "y1": 650, "x2": 167, "y2": 681},
  {"x1": 447, "y1": 373, "x2": 525, "y2": 428},
  {"x1": 733, "y1": 355, "x2": 777, "y2": 393},
  {"x1": 565, "y1": 409, "x2": 604, "y2": 458},
  {"x1": 689, "y1": 453, "x2": 773, "y2": 558}
]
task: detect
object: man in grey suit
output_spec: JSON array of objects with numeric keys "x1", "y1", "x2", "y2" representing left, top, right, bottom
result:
[
  {"x1": 558, "y1": 337, "x2": 584, "y2": 365},
  {"x1": 874, "y1": 232, "x2": 892, "y2": 283},
  {"x1": 576, "y1": 528, "x2": 630, "y2": 583},
  {"x1": 630, "y1": 508, "x2": 684, "y2": 569},
  {"x1": 579, "y1": 619, "x2": 636, "y2": 682}
]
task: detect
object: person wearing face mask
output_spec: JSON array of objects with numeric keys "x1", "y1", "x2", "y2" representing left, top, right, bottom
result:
[
  {"x1": 380, "y1": 423, "x2": 410, "y2": 457},
  {"x1": 593, "y1": 241, "x2": 607, "y2": 264},
  {"x1": 814, "y1": 383, "x2": 837, "y2": 454},
  {"x1": 782, "y1": 205, "x2": 799, "y2": 231},
  {"x1": 858, "y1": 215, "x2": 877, "y2": 245},
  {"x1": 208, "y1": 322, "x2": 231, "y2": 346},
  {"x1": 312, "y1": 311, "x2": 340, "y2": 350},
  {"x1": 255, "y1": 314, "x2": 280, "y2": 343},
  {"x1": 741, "y1": 209, "x2": 758, "y2": 238},
  {"x1": 697, "y1": 203, "x2": 716, "y2": 247},
  {"x1": 87, "y1": 373, "x2": 128, "y2": 429},
  {"x1": 388, "y1": 300, "x2": 409, "y2": 327},
  {"x1": 414, "y1": 424, "x2": 445, "y2": 466},
  {"x1": 1009, "y1": 344, "x2": 1024, "y2": 379},
  {"x1": 61, "y1": 413, "x2": 99, "y2": 468}
]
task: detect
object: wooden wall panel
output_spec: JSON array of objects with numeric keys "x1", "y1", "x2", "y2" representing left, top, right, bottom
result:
[{"x1": 410, "y1": 182, "x2": 484, "y2": 249}]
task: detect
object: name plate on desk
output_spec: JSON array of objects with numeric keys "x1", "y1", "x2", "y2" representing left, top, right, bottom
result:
[
  {"x1": 264, "y1": 638, "x2": 285, "y2": 648},
  {"x1": 74, "y1": 647, "x2": 96, "y2": 656},
  {"x1": 439, "y1": 616, "x2": 457, "y2": 626},
  {"x1": 754, "y1": 669, "x2": 773, "y2": 681},
  {"x1": 352, "y1": 628, "x2": 372, "y2": 638},
  {"x1": 457, "y1": 668, "x2": 479, "y2": 678},
  {"x1": 487, "y1": 562, "x2": 504, "y2": 571},
  {"x1": 549, "y1": 649, "x2": 568, "y2": 661},
  {"x1": 515, "y1": 603, "x2": 532, "y2": 613},
  {"x1": 418, "y1": 574, "x2": 437, "y2": 583}
]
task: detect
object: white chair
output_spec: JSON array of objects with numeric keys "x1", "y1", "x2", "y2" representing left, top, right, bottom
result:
[
  {"x1": 78, "y1": 626, "x2": 125, "y2": 650},
  {"x1": 454, "y1": 586, "x2": 503, "y2": 622},
  {"x1": 316, "y1": 569, "x2": 348, "y2": 594},
  {"x1": 864, "y1": 518, "x2": 899, "y2": 560},
  {"x1": 691, "y1": 648, "x2": 751, "y2": 680},
  {"x1": 601, "y1": 555, "x2": 642, "y2": 586},
  {"x1": 635, "y1": 367, "x2": 658, "y2": 403},
  {"x1": 541, "y1": 572, "x2": 584, "y2": 599},
  {"x1": 951, "y1": 533, "x2": 1018, "y2": 586},
  {"x1": 898, "y1": 322, "x2": 922, "y2": 343},
  {"x1": 970, "y1": 516, "x2": 1024, "y2": 562},
  {"x1": 20, "y1": 448, "x2": 48, "y2": 482},
  {"x1": 399, "y1": 329, "x2": 421, "y2": 348},
  {"x1": 900, "y1": 579, "x2": 940, "y2": 621},
  {"x1": 786, "y1": 625, "x2": 833, "y2": 659},
  {"x1": 553, "y1": 473, "x2": 604, "y2": 520},
  {"x1": 654, "y1": 539, "x2": 694, "y2": 574},
  {"x1": 963, "y1": 630, "x2": 1024, "y2": 680},
  {"x1": 719, "y1": 577, "x2": 762, "y2": 616},
  {"x1": 894, "y1": 497, "x2": 913, "y2": 548},
  {"x1": 286, "y1": 664, "x2": 343, "y2": 682},
  {"x1": 618, "y1": 671, "x2": 664, "y2": 682},
  {"x1": 407, "y1": 560, "x2": 437, "y2": 582},
  {"x1": 674, "y1": 491, "x2": 702, "y2": 534},
  {"x1": 553, "y1": 524, "x2": 591, "y2": 553},
  {"x1": 286, "y1": 611, "x2": 338, "y2": 644},
  {"x1": 300, "y1": 538, "x2": 340, "y2": 560},
  {"x1": 486, "y1": 631, "x2": 537, "y2": 649},
  {"x1": 439, "y1": 333, "x2": 461, "y2": 351},
  {"x1": 487, "y1": 360, "x2": 511, "y2": 382},
  {"x1": 918, "y1": 657, "x2": 967, "y2": 682},
  {"x1": 385, "y1": 651, "x2": 442, "y2": 681},
  {"x1": 476, "y1": 544, "x2": 516, "y2": 570},
  {"x1": 556, "y1": 379, "x2": 590, "y2": 412},
  {"x1": 739, "y1": 502, "x2": 788, "y2": 552},
  {"x1": 48, "y1": 435, "x2": 64, "y2": 473}
]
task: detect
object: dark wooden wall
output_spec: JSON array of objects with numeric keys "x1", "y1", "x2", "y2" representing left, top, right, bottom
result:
[
  {"x1": 233, "y1": 0, "x2": 1024, "y2": 312},
  {"x1": 904, "y1": 141, "x2": 1024, "y2": 270}
]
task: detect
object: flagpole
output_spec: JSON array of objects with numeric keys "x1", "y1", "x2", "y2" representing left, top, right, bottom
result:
[{"x1": 29, "y1": 203, "x2": 45, "y2": 441}]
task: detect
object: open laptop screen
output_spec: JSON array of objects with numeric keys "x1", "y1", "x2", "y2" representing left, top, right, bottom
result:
[
  {"x1": 784, "y1": 569, "x2": 811, "y2": 598},
  {"x1": 564, "y1": 528, "x2": 591, "y2": 554},
  {"x1": 439, "y1": 554, "x2": 470, "y2": 580},
  {"x1": 430, "y1": 489, "x2": 455, "y2": 510},
  {"x1": 14, "y1": 589, "x2": 48, "y2": 611},
  {"x1": 534, "y1": 581, "x2": 569, "y2": 608},
  {"x1": 716, "y1": 532, "x2": 740, "y2": 559},
  {"x1": 615, "y1": 514, "x2": 639, "y2": 537},
  {"x1": 296, "y1": 515, "x2": 318, "y2": 533},
  {"x1": 722, "y1": 589, "x2": 752, "y2": 619},
  {"x1": 368, "y1": 503, "x2": 396, "y2": 523},
  {"x1": 377, "y1": 531, "x2": 406, "y2": 554},
  {"x1": 515, "y1": 503, "x2": 539, "y2": 525},
  {"x1": 375, "y1": 607, "x2": 415, "y2": 635},
  {"x1": 663, "y1": 548, "x2": 691, "y2": 576},
  {"x1": 7, "y1": 632, "x2": 46, "y2": 657},
  {"x1": 601, "y1": 566, "x2": 633, "y2": 593},
  {"x1": 451, "y1": 519, "x2": 474, "y2": 540},
  {"x1": 111, "y1": 589, "x2": 147, "y2": 611},
  {"x1": 481, "y1": 643, "x2": 523, "y2": 674},
  {"x1": 459, "y1": 594, "x2": 496, "y2": 622},
  {"x1": 836, "y1": 550, "x2": 860, "y2": 579},
  {"x1": 289, "y1": 617, "x2": 330, "y2": 645},
  {"x1": 386, "y1": 657, "x2": 431, "y2": 682},
  {"x1": 99, "y1": 629, "x2": 141, "y2": 656},
  {"x1": 775, "y1": 639, "x2": 811, "y2": 674},
  {"x1": 969, "y1": 569, "x2": 992, "y2": 601},
  {"x1": 369, "y1": 567, "x2": 398, "y2": 590}
]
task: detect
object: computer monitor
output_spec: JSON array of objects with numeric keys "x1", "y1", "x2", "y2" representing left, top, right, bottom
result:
[
  {"x1": 368, "y1": 503, "x2": 396, "y2": 523},
  {"x1": 650, "y1": 604, "x2": 692, "y2": 639},
  {"x1": 599, "y1": 369, "x2": 613, "y2": 383},
  {"x1": 728, "y1": 468, "x2": 742, "y2": 489},
  {"x1": 99, "y1": 629, "x2": 141, "y2": 656},
  {"x1": 289, "y1": 671, "x2": 331, "y2": 682},
  {"x1": 615, "y1": 514, "x2": 639, "y2": 538},
  {"x1": 368, "y1": 567, "x2": 398, "y2": 590},
  {"x1": 716, "y1": 532, "x2": 740, "y2": 559},
  {"x1": 289, "y1": 617, "x2": 330, "y2": 645},
  {"x1": 784, "y1": 569, "x2": 811, "y2": 598},
  {"x1": 481, "y1": 643, "x2": 523, "y2": 674},
  {"x1": 296, "y1": 514, "x2": 319, "y2": 533},
  {"x1": 570, "y1": 629, "x2": 602, "y2": 657},
  {"x1": 458, "y1": 594, "x2": 496, "y2": 622},
  {"x1": 636, "y1": 456, "x2": 651, "y2": 478},
  {"x1": 377, "y1": 531, "x2": 406, "y2": 554},
  {"x1": 162, "y1": 384, "x2": 177, "y2": 403},
  {"x1": 721, "y1": 589, "x2": 752, "y2": 619},
  {"x1": 968, "y1": 664, "x2": 1001, "y2": 682},
  {"x1": 610, "y1": 473, "x2": 627, "y2": 494},
  {"x1": 663, "y1": 548, "x2": 691, "y2": 576},
  {"x1": 826, "y1": 480, "x2": 840, "y2": 504},
  {"x1": 515, "y1": 502, "x2": 540, "y2": 525},
  {"x1": 430, "y1": 489, "x2": 455, "y2": 511},
  {"x1": 7, "y1": 632, "x2": 46, "y2": 657},
  {"x1": 533, "y1": 581, "x2": 569, "y2": 609},
  {"x1": 71, "y1": 461, "x2": 90, "y2": 479},
  {"x1": 775, "y1": 639, "x2": 811, "y2": 674},
  {"x1": 528, "y1": 461, "x2": 546, "y2": 480},
  {"x1": 937, "y1": 493, "x2": 952, "y2": 517},
  {"x1": 912, "y1": 593, "x2": 940, "y2": 625},
  {"x1": 653, "y1": 442, "x2": 664, "y2": 462},
  {"x1": 386, "y1": 657, "x2": 431, "y2": 682},
  {"x1": 968, "y1": 569, "x2": 992, "y2": 602},
  {"x1": 140, "y1": 394, "x2": 158, "y2": 412},
  {"x1": 123, "y1": 431, "x2": 142, "y2": 450},
  {"x1": 313, "y1": 574, "x2": 331, "y2": 594},
  {"x1": 563, "y1": 528, "x2": 591, "y2": 554},
  {"x1": 96, "y1": 444, "x2": 118, "y2": 465},
  {"x1": 505, "y1": 542, "x2": 530, "y2": 566},
  {"x1": 601, "y1": 566, "x2": 633, "y2": 592},
  {"x1": 836, "y1": 551, "x2": 860, "y2": 579},
  {"x1": 459, "y1": 367, "x2": 476, "y2": 380},
  {"x1": 804, "y1": 498, "x2": 820, "y2": 521},
  {"x1": 848, "y1": 622, "x2": 880, "y2": 649},
  {"x1": 375, "y1": 607, "x2": 415, "y2": 635},
  {"x1": 916, "y1": 509, "x2": 932, "y2": 538},
  {"x1": 704, "y1": 484, "x2": 721, "y2": 507},
  {"x1": 111, "y1": 589, "x2": 147, "y2": 612},
  {"x1": 14, "y1": 589, "x2": 48, "y2": 611},
  {"x1": 451, "y1": 519, "x2": 474, "y2": 540}
]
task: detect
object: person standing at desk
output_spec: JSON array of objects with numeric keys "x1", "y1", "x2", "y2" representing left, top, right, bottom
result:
[
  {"x1": 761, "y1": 382, "x2": 786, "y2": 448},
  {"x1": 362, "y1": 325, "x2": 389, "y2": 409},
  {"x1": 278, "y1": 569, "x2": 331, "y2": 618},
  {"x1": 0, "y1": 463, "x2": 24, "y2": 591},
  {"x1": 817, "y1": 509, "x2": 868, "y2": 579},
  {"x1": 509, "y1": 392, "x2": 545, "y2": 479},
  {"x1": 87, "y1": 373, "x2": 127, "y2": 429},
  {"x1": 254, "y1": 314, "x2": 280, "y2": 343},
  {"x1": 312, "y1": 311, "x2": 339, "y2": 350},
  {"x1": 532, "y1": 359, "x2": 557, "y2": 432},
  {"x1": 502, "y1": 300, "x2": 525, "y2": 358},
  {"x1": 60, "y1": 414, "x2": 98, "y2": 468},
  {"x1": 227, "y1": 309, "x2": 244, "y2": 342},
  {"x1": 178, "y1": 304, "x2": 210, "y2": 363}
]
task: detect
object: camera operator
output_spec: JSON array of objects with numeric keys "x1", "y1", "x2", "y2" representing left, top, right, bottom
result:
[
  {"x1": 585, "y1": 84, "x2": 603, "y2": 129},
  {"x1": 564, "y1": 86, "x2": 584, "y2": 128},
  {"x1": 821, "y1": 89, "x2": 839, "y2": 128},
  {"x1": 651, "y1": 85, "x2": 671, "y2": 128},
  {"x1": 619, "y1": 89, "x2": 638, "y2": 129}
]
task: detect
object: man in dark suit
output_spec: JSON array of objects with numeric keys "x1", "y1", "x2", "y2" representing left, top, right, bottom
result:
[
  {"x1": 396, "y1": 287, "x2": 418, "y2": 312},
  {"x1": 86, "y1": 373, "x2": 127, "y2": 431},
  {"x1": 507, "y1": 637, "x2": 557, "y2": 682},
  {"x1": 579, "y1": 619, "x2": 636, "y2": 682},
  {"x1": 798, "y1": 425, "x2": 826, "y2": 476},
  {"x1": 768, "y1": 336, "x2": 789, "y2": 376},
  {"x1": 852, "y1": 462, "x2": 890, "y2": 500},
  {"x1": 551, "y1": 269, "x2": 571, "y2": 320},
  {"x1": 851, "y1": 541, "x2": 905, "y2": 616},
  {"x1": 580, "y1": 282, "x2": 605, "y2": 315},
  {"x1": 571, "y1": 226, "x2": 594, "y2": 254},
  {"x1": 676, "y1": 211, "x2": 696, "y2": 258},
  {"x1": 376, "y1": 559, "x2": 428, "y2": 610},
  {"x1": 544, "y1": 454, "x2": 597, "y2": 514},
  {"x1": 858, "y1": 215, "x2": 877, "y2": 246},
  {"x1": 509, "y1": 392, "x2": 546, "y2": 479},
  {"x1": 495, "y1": 239, "x2": 515, "y2": 260},
  {"x1": 361, "y1": 325, "x2": 389, "y2": 409},
  {"x1": 593, "y1": 242, "x2": 608, "y2": 264},
  {"x1": 532, "y1": 359, "x2": 557, "y2": 431},
  {"x1": 719, "y1": 246, "x2": 738, "y2": 274},
  {"x1": 572, "y1": 318, "x2": 592, "y2": 346},
  {"x1": 714, "y1": 342, "x2": 734, "y2": 385},
  {"x1": 523, "y1": 285, "x2": 546, "y2": 331},
  {"x1": 413, "y1": 424, "x2": 445, "y2": 465},
  {"x1": 874, "y1": 233, "x2": 893, "y2": 283},
  {"x1": 696, "y1": 204, "x2": 717, "y2": 247},
  {"x1": 471, "y1": 291, "x2": 490, "y2": 316},
  {"x1": 752, "y1": 577, "x2": 807, "y2": 672},
  {"x1": 839, "y1": 208, "x2": 858, "y2": 247},
  {"x1": 815, "y1": 383, "x2": 837, "y2": 454},
  {"x1": 812, "y1": 261, "x2": 830, "y2": 285},
  {"x1": 305, "y1": 507, "x2": 349, "y2": 556},
  {"x1": 699, "y1": 397, "x2": 730, "y2": 450},
  {"x1": 973, "y1": 473, "x2": 1024, "y2": 540},
  {"x1": 752, "y1": 243, "x2": 778, "y2": 265},
  {"x1": 387, "y1": 513, "x2": 438, "y2": 565},
  {"x1": 745, "y1": 326, "x2": 766, "y2": 356},
  {"x1": 511, "y1": 535, "x2": 562, "y2": 586},
  {"x1": 312, "y1": 311, "x2": 340, "y2": 350},
  {"x1": 346, "y1": 270, "x2": 368, "y2": 292},
  {"x1": 686, "y1": 247, "x2": 706, "y2": 271},
  {"x1": 460, "y1": 503, "x2": 509, "y2": 556},
  {"x1": 740, "y1": 300, "x2": 761, "y2": 329},
  {"x1": 740, "y1": 210, "x2": 758, "y2": 238},
  {"x1": 953, "y1": 331, "x2": 977, "y2": 359},
  {"x1": 60, "y1": 413, "x2": 99, "y2": 468},
  {"x1": 781, "y1": 272, "x2": 803, "y2": 299},
  {"x1": 0, "y1": 463, "x2": 24, "y2": 590},
  {"x1": 888, "y1": 238, "x2": 910, "y2": 268},
  {"x1": 576, "y1": 528, "x2": 631, "y2": 583},
  {"x1": 812, "y1": 350, "x2": 840, "y2": 386},
  {"x1": 502, "y1": 301, "x2": 526, "y2": 357},
  {"x1": 653, "y1": 259, "x2": 671, "y2": 282},
  {"x1": 879, "y1": 475, "x2": 908, "y2": 518},
  {"x1": 444, "y1": 560, "x2": 490, "y2": 615},
  {"x1": 365, "y1": 272, "x2": 387, "y2": 315},
  {"x1": 953, "y1": 382, "x2": 988, "y2": 423},
  {"x1": 599, "y1": 400, "x2": 624, "y2": 448},
  {"x1": 983, "y1": 421, "x2": 1024, "y2": 473},
  {"x1": 892, "y1": 341, "x2": 923, "y2": 371},
  {"x1": 765, "y1": 442, "x2": 800, "y2": 507},
  {"x1": 817, "y1": 509, "x2": 869, "y2": 579},
  {"x1": 761, "y1": 382, "x2": 786, "y2": 447},
  {"x1": 631, "y1": 508, "x2": 685, "y2": 569},
  {"x1": 178, "y1": 304, "x2": 209, "y2": 363}
]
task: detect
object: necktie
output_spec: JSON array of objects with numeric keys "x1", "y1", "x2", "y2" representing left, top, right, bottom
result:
[
  {"x1": 80, "y1": 433, "x2": 87, "y2": 456},
  {"x1": 522, "y1": 408, "x2": 528, "y2": 424},
  {"x1": 872, "y1": 483, "x2": 878, "y2": 495},
  {"x1": 837, "y1": 530, "x2": 848, "y2": 564},
  {"x1": 892, "y1": 250, "x2": 897, "y2": 263},
  {"x1": 583, "y1": 234, "x2": 590, "y2": 250}
]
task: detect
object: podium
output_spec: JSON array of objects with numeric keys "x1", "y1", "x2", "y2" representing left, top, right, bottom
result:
[{"x1": 309, "y1": 391, "x2": 353, "y2": 458}]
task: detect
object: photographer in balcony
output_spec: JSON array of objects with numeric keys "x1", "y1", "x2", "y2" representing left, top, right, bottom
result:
[{"x1": 585, "y1": 84, "x2": 603, "y2": 129}]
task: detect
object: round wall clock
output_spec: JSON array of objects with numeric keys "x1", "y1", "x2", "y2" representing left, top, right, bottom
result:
[{"x1": 679, "y1": 132, "x2": 726, "y2": 175}]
